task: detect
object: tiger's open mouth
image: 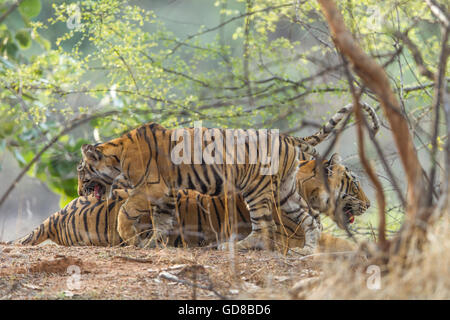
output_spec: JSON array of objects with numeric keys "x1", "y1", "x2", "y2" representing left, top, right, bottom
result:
[
  {"x1": 343, "y1": 203, "x2": 355, "y2": 224},
  {"x1": 84, "y1": 181, "x2": 106, "y2": 200}
]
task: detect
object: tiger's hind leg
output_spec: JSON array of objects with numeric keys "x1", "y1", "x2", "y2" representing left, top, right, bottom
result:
[
  {"x1": 218, "y1": 191, "x2": 277, "y2": 251},
  {"x1": 117, "y1": 184, "x2": 175, "y2": 248},
  {"x1": 140, "y1": 193, "x2": 177, "y2": 248},
  {"x1": 117, "y1": 193, "x2": 149, "y2": 247}
]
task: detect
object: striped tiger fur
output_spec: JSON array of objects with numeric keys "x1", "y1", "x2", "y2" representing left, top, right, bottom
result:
[
  {"x1": 15, "y1": 154, "x2": 365, "y2": 253},
  {"x1": 78, "y1": 103, "x2": 378, "y2": 253},
  {"x1": 14, "y1": 191, "x2": 301, "y2": 249},
  {"x1": 15, "y1": 195, "x2": 125, "y2": 246},
  {"x1": 79, "y1": 124, "x2": 321, "y2": 252},
  {"x1": 13, "y1": 194, "x2": 355, "y2": 252},
  {"x1": 302, "y1": 102, "x2": 379, "y2": 147}
]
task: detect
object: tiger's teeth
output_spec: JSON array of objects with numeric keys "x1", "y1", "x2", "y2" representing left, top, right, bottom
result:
[
  {"x1": 346, "y1": 211, "x2": 355, "y2": 224},
  {"x1": 94, "y1": 185, "x2": 101, "y2": 200}
]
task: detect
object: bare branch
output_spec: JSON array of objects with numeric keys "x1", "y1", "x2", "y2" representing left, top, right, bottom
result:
[
  {"x1": 0, "y1": 111, "x2": 119, "y2": 212},
  {"x1": 159, "y1": 271, "x2": 227, "y2": 300},
  {"x1": 363, "y1": 115, "x2": 406, "y2": 208},
  {"x1": 426, "y1": 25, "x2": 449, "y2": 207},
  {"x1": 166, "y1": 2, "x2": 297, "y2": 57},
  {"x1": 425, "y1": 0, "x2": 449, "y2": 28},
  {"x1": 318, "y1": 0, "x2": 426, "y2": 219},
  {"x1": 0, "y1": 0, "x2": 25, "y2": 24},
  {"x1": 394, "y1": 31, "x2": 434, "y2": 81},
  {"x1": 243, "y1": 0, "x2": 255, "y2": 109},
  {"x1": 340, "y1": 54, "x2": 388, "y2": 249},
  {"x1": 403, "y1": 79, "x2": 449, "y2": 94}
]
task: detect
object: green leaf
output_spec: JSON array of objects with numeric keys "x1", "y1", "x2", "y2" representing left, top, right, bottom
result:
[
  {"x1": 14, "y1": 149, "x2": 26, "y2": 166},
  {"x1": 61, "y1": 178, "x2": 78, "y2": 197},
  {"x1": 5, "y1": 41, "x2": 18, "y2": 57},
  {"x1": 48, "y1": 158, "x2": 75, "y2": 179},
  {"x1": 19, "y1": 0, "x2": 41, "y2": 18},
  {"x1": 15, "y1": 30, "x2": 32, "y2": 49},
  {"x1": 34, "y1": 33, "x2": 51, "y2": 51},
  {"x1": 35, "y1": 161, "x2": 48, "y2": 181}
]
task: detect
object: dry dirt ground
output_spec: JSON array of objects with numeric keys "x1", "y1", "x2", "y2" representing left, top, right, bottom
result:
[{"x1": 0, "y1": 242, "x2": 338, "y2": 300}]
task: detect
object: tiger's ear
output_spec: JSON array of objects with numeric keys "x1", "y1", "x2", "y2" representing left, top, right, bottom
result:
[
  {"x1": 81, "y1": 144, "x2": 102, "y2": 161},
  {"x1": 329, "y1": 153, "x2": 342, "y2": 166}
]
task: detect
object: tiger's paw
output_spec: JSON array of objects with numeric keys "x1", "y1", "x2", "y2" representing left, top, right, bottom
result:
[
  {"x1": 111, "y1": 189, "x2": 129, "y2": 200},
  {"x1": 139, "y1": 234, "x2": 167, "y2": 249}
]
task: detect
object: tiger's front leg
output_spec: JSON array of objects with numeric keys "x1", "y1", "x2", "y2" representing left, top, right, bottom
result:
[
  {"x1": 110, "y1": 173, "x2": 132, "y2": 200},
  {"x1": 279, "y1": 168, "x2": 322, "y2": 255},
  {"x1": 288, "y1": 208, "x2": 322, "y2": 256}
]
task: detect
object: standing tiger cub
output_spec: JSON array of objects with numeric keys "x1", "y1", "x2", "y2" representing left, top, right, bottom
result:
[{"x1": 79, "y1": 124, "x2": 321, "y2": 252}]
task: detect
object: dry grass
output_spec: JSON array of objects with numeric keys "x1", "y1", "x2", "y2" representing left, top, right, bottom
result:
[
  {"x1": 0, "y1": 215, "x2": 448, "y2": 300},
  {"x1": 0, "y1": 243, "x2": 319, "y2": 300},
  {"x1": 297, "y1": 214, "x2": 450, "y2": 300}
]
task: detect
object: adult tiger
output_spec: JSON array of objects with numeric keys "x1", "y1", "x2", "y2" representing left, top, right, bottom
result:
[
  {"x1": 15, "y1": 154, "x2": 366, "y2": 254},
  {"x1": 78, "y1": 102, "x2": 378, "y2": 253}
]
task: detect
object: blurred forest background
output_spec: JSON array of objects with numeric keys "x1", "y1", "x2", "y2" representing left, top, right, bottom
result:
[{"x1": 0, "y1": 0, "x2": 446, "y2": 242}]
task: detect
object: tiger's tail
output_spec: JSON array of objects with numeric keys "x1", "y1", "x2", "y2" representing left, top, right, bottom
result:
[
  {"x1": 13, "y1": 216, "x2": 54, "y2": 245},
  {"x1": 303, "y1": 102, "x2": 380, "y2": 146}
]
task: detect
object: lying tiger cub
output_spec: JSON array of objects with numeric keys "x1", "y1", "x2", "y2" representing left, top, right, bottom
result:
[{"x1": 16, "y1": 154, "x2": 369, "y2": 254}]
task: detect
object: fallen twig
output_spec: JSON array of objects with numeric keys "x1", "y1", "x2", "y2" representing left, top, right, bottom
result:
[
  {"x1": 158, "y1": 271, "x2": 228, "y2": 300},
  {"x1": 113, "y1": 255, "x2": 153, "y2": 263}
]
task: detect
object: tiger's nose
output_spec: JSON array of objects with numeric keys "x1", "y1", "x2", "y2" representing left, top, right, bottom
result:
[{"x1": 366, "y1": 200, "x2": 370, "y2": 209}]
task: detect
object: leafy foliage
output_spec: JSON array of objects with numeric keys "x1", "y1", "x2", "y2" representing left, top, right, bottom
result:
[{"x1": 0, "y1": 0, "x2": 446, "y2": 216}]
